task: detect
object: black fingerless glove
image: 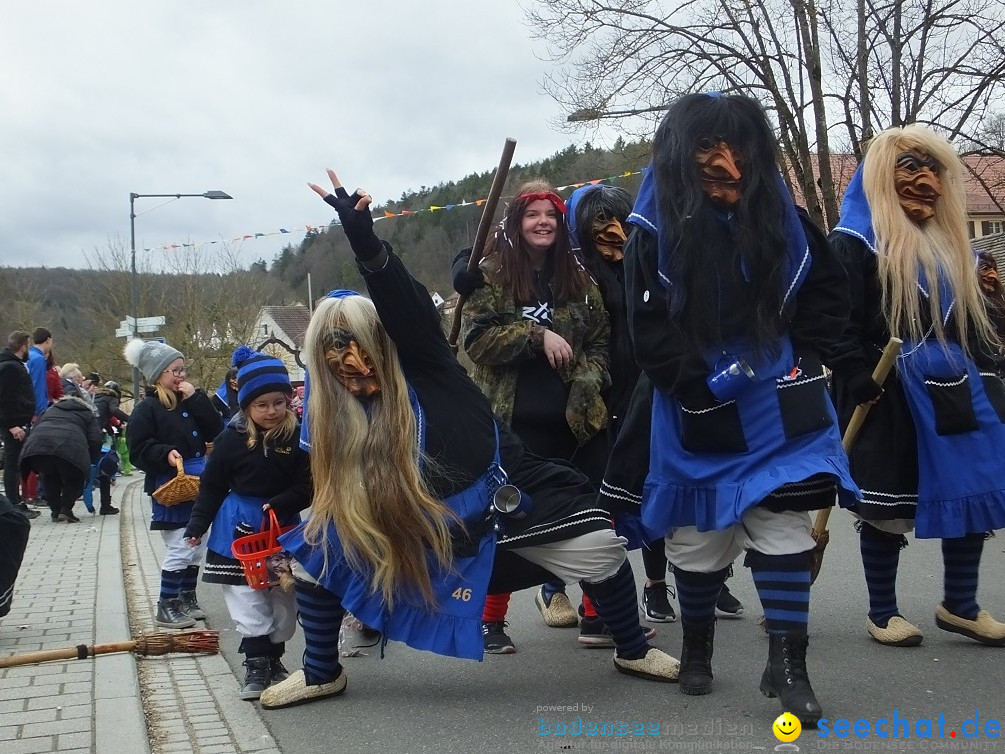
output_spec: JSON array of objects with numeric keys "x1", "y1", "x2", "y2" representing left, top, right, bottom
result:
[
  {"x1": 451, "y1": 248, "x2": 485, "y2": 296},
  {"x1": 323, "y1": 187, "x2": 383, "y2": 262},
  {"x1": 847, "y1": 371, "x2": 884, "y2": 405}
]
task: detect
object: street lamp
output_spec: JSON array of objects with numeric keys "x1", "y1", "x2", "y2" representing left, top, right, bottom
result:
[{"x1": 128, "y1": 190, "x2": 233, "y2": 402}]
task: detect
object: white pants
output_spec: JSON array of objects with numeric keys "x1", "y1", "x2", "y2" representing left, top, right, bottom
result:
[
  {"x1": 291, "y1": 529, "x2": 629, "y2": 588},
  {"x1": 509, "y1": 529, "x2": 629, "y2": 585},
  {"x1": 160, "y1": 528, "x2": 207, "y2": 572},
  {"x1": 665, "y1": 508, "x2": 814, "y2": 573},
  {"x1": 221, "y1": 584, "x2": 298, "y2": 642}
]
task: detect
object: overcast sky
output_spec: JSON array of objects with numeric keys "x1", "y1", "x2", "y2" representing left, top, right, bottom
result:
[{"x1": 2, "y1": 2, "x2": 621, "y2": 271}]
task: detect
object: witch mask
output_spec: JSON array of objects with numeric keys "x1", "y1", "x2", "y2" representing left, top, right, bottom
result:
[
  {"x1": 591, "y1": 217, "x2": 627, "y2": 261},
  {"x1": 895, "y1": 150, "x2": 942, "y2": 224},
  {"x1": 696, "y1": 138, "x2": 743, "y2": 206},
  {"x1": 325, "y1": 327, "x2": 380, "y2": 397}
]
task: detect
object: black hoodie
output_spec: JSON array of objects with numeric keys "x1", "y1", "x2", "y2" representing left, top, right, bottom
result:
[{"x1": 0, "y1": 348, "x2": 35, "y2": 429}]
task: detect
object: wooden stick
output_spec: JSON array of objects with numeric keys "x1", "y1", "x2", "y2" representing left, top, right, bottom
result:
[
  {"x1": 0, "y1": 631, "x2": 219, "y2": 668},
  {"x1": 447, "y1": 137, "x2": 518, "y2": 350},
  {"x1": 812, "y1": 337, "x2": 903, "y2": 539}
]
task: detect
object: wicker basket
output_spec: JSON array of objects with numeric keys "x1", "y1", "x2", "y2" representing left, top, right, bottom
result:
[{"x1": 151, "y1": 458, "x2": 201, "y2": 507}]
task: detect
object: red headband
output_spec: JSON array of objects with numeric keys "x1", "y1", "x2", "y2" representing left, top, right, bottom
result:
[{"x1": 518, "y1": 191, "x2": 567, "y2": 215}]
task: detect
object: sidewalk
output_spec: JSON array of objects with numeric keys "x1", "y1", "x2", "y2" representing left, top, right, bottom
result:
[{"x1": 0, "y1": 478, "x2": 281, "y2": 754}]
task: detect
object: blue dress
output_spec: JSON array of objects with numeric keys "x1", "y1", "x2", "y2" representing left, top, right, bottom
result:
[{"x1": 280, "y1": 392, "x2": 502, "y2": 661}]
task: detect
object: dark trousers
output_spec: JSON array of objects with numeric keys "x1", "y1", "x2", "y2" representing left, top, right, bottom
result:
[
  {"x1": 23, "y1": 456, "x2": 85, "y2": 516},
  {"x1": 3, "y1": 432, "x2": 24, "y2": 505}
]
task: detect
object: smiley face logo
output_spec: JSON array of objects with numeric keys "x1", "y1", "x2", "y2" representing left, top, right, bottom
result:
[{"x1": 772, "y1": 712, "x2": 802, "y2": 742}]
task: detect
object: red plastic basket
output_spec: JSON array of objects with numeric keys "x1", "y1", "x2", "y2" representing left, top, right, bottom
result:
[{"x1": 231, "y1": 509, "x2": 295, "y2": 590}]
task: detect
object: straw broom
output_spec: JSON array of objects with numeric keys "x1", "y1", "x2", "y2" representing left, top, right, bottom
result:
[
  {"x1": 0, "y1": 630, "x2": 219, "y2": 668},
  {"x1": 810, "y1": 336, "x2": 903, "y2": 582},
  {"x1": 447, "y1": 137, "x2": 518, "y2": 353}
]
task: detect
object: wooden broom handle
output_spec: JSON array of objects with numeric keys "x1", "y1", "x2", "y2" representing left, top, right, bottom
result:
[
  {"x1": 812, "y1": 337, "x2": 903, "y2": 535},
  {"x1": 448, "y1": 137, "x2": 517, "y2": 350},
  {"x1": 0, "y1": 641, "x2": 139, "y2": 668}
]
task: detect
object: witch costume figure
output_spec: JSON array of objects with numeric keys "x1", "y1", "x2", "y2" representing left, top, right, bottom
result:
[
  {"x1": 257, "y1": 169, "x2": 681, "y2": 710},
  {"x1": 623, "y1": 92, "x2": 859, "y2": 725},
  {"x1": 828, "y1": 124, "x2": 1005, "y2": 649}
]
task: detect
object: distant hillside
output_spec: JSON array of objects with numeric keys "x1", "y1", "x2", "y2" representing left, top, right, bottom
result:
[
  {"x1": 267, "y1": 139, "x2": 652, "y2": 299},
  {"x1": 0, "y1": 139, "x2": 650, "y2": 389}
]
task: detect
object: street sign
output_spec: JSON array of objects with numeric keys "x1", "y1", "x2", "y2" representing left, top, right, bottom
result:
[{"x1": 117, "y1": 315, "x2": 166, "y2": 337}]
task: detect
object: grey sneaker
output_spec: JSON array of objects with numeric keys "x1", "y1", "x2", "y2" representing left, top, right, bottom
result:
[
  {"x1": 155, "y1": 598, "x2": 196, "y2": 629},
  {"x1": 241, "y1": 657, "x2": 272, "y2": 700},
  {"x1": 180, "y1": 590, "x2": 206, "y2": 620}
]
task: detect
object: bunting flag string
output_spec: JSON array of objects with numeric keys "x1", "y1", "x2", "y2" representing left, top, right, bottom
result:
[{"x1": 147, "y1": 169, "x2": 644, "y2": 252}]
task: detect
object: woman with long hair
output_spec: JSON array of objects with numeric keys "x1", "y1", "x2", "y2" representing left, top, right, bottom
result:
[
  {"x1": 829, "y1": 124, "x2": 1005, "y2": 650},
  {"x1": 257, "y1": 170, "x2": 679, "y2": 710},
  {"x1": 125, "y1": 339, "x2": 222, "y2": 628},
  {"x1": 458, "y1": 180, "x2": 612, "y2": 651}
]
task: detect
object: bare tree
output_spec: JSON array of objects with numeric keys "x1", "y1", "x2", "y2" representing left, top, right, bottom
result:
[{"x1": 530, "y1": 0, "x2": 1005, "y2": 227}]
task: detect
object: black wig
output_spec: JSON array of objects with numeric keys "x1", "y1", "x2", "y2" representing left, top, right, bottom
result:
[
  {"x1": 573, "y1": 185, "x2": 634, "y2": 372},
  {"x1": 652, "y1": 93, "x2": 789, "y2": 350}
]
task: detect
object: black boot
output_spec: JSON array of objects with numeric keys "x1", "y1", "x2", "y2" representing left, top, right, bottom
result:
[
  {"x1": 155, "y1": 598, "x2": 196, "y2": 629},
  {"x1": 679, "y1": 619, "x2": 715, "y2": 696},
  {"x1": 99, "y1": 504, "x2": 119, "y2": 515},
  {"x1": 241, "y1": 657, "x2": 272, "y2": 700},
  {"x1": 760, "y1": 633, "x2": 822, "y2": 725}
]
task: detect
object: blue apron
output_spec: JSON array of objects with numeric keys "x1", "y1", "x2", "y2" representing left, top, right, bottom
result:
[
  {"x1": 895, "y1": 330, "x2": 1005, "y2": 538},
  {"x1": 207, "y1": 491, "x2": 300, "y2": 559},
  {"x1": 151, "y1": 456, "x2": 206, "y2": 526},
  {"x1": 832, "y1": 166, "x2": 1005, "y2": 537},
  {"x1": 642, "y1": 336, "x2": 860, "y2": 537},
  {"x1": 280, "y1": 390, "x2": 501, "y2": 661}
]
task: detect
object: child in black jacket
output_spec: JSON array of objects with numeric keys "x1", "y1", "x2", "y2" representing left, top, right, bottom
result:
[
  {"x1": 184, "y1": 353, "x2": 311, "y2": 700},
  {"x1": 125, "y1": 339, "x2": 223, "y2": 629}
]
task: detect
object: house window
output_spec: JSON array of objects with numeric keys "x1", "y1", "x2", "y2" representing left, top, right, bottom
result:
[
  {"x1": 969, "y1": 221, "x2": 976, "y2": 239},
  {"x1": 982, "y1": 220, "x2": 1004, "y2": 236}
]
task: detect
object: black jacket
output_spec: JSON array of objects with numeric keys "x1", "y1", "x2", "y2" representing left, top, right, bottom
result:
[
  {"x1": 185, "y1": 413, "x2": 312, "y2": 538},
  {"x1": 127, "y1": 388, "x2": 223, "y2": 495},
  {"x1": 625, "y1": 208, "x2": 849, "y2": 404},
  {"x1": 93, "y1": 388, "x2": 129, "y2": 433},
  {"x1": 20, "y1": 396, "x2": 102, "y2": 476},
  {"x1": 0, "y1": 349, "x2": 35, "y2": 430}
]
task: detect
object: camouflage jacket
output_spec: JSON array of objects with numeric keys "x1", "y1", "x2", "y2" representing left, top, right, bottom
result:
[{"x1": 460, "y1": 269, "x2": 611, "y2": 446}]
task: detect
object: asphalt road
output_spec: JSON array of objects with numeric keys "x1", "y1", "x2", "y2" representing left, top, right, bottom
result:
[{"x1": 200, "y1": 517, "x2": 1005, "y2": 753}]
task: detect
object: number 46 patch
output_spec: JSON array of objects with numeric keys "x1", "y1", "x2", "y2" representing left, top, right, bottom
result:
[{"x1": 451, "y1": 587, "x2": 472, "y2": 602}]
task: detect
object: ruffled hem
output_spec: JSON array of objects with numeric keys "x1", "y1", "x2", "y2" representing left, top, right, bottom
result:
[
  {"x1": 915, "y1": 489, "x2": 1005, "y2": 539},
  {"x1": 279, "y1": 523, "x2": 489, "y2": 661},
  {"x1": 641, "y1": 457, "x2": 860, "y2": 536}
]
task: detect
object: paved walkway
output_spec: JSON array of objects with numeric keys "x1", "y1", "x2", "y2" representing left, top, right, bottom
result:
[{"x1": 1, "y1": 478, "x2": 282, "y2": 754}]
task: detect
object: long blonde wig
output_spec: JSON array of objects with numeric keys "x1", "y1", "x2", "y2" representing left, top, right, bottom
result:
[
  {"x1": 863, "y1": 124, "x2": 995, "y2": 350},
  {"x1": 302, "y1": 294, "x2": 457, "y2": 609}
]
